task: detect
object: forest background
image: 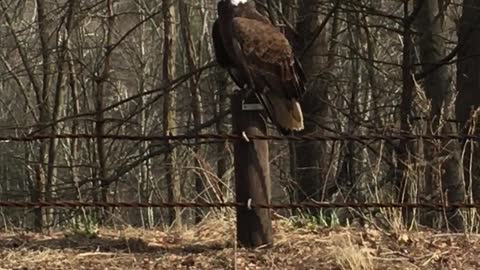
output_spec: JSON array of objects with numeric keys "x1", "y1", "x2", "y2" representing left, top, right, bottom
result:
[{"x1": 1, "y1": 0, "x2": 480, "y2": 234}]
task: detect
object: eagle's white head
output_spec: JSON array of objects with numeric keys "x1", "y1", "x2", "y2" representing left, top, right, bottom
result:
[{"x1": 230, "y1": 0, "x2": 248, "y2": 6}]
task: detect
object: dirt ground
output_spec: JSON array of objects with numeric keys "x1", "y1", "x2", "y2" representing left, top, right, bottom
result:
[{"x1": 1, "y1": 217, "x2": 480, "y2": 270}]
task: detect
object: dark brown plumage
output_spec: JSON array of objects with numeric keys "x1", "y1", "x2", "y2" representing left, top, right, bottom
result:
[{"x1": 212, "y1": 0, "x2": 306, "y2": 134}]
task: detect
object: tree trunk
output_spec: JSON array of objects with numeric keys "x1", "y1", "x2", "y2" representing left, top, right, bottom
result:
[
  {"x1": 456, "y1": 0, "x2": 480, "y2": 212},
  {"x1": 34, "y1": 0, "x2": 53, "y2": 231},
  {"x1": 45, "y1": 0, "x2": 77, "y2": 228},
  {"x1": 415, "y1": 0, "x2": 465, "y2": 231},
  {"x1": 214, "y1": 68, "x2": 229, "y2": 201},
  {"x1": 162, "y1": 0, "x2": 181, "y2": 228},
  {"x1": 94, "y1": 0, "x2": 114, "y2": 223},
  {"x1": 395, "y1": 1, "x2": 417, "y2": 227},
  {"x1": 179, "y1": 0, "x2": 205, "y2": 224},
  {"x1": 294, "y1": 0, "x2": 331, "y2": 207}
]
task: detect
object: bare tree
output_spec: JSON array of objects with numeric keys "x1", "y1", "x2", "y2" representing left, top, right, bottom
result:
[
  {"x1": 456, "y1": 0, "x2": 480, "y2": 220},
  {"x1": 0, "y1": 0, "x2": 478, "y2": 233},
  {"x1": 415, "y1": 0, "x2": 465, "y2": 231},
  {"x1": 294, "y1": 0, "x2": 331, "y2": 206},
  {"x1": 162, "y1": 0, "x2": 181, "y2": 228}
]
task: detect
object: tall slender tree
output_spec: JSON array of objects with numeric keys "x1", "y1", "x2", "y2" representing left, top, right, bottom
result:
[
  {"x1": 294, "y1": 0, "x2": 331, "y2": 205},
  {"x1": 162, "y1": 0, "x2": 181, "y2": 228},
  {"x1": 415, "y1": 0, "x2": 465, "y2": 231}
]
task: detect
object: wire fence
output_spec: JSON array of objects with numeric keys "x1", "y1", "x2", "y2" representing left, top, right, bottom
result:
[
  {"x1": 0, "y1": 132, "x2": 479, "y2": 142},
  {"x1": 1, "y1": 131, "x2": 478, "y2": 212},
  {"x1": 0, "y1": 201, "x2": 477, "y2": 210}
]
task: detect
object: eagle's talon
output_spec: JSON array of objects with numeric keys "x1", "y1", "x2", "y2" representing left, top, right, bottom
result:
[
  {"x1": 247, "y1": 198, "x2": 253, "y2": 210},
  {"x1": 241, "y1": 131, "x2": 250, "y2": 142}
]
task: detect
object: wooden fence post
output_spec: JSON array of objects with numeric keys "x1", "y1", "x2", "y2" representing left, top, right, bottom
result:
[{"x1": 231, "y1": 90, "x2": 273, "y2": 248}]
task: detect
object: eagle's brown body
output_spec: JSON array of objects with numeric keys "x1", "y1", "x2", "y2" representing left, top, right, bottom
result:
[{"x1": 212, "y1": 0, "x2": 306, "y2": 134}]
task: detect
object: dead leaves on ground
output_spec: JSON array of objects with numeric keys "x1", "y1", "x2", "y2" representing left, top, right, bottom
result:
[{"x1": 1, "y1": 220, "x2": 480, "y2": 269}]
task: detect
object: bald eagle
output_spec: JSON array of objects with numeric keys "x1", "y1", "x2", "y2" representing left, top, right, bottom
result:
[{"x1": 212, "y1": 0, "x2": 306, "y2": 134}]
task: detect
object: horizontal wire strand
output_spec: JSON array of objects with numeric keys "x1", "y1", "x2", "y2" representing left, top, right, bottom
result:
[
  {"x1": 0, "y1": 201, "x2": 477, "y2": 210},
  {"x1": 0, "y1": 133, "x2": 478, "y2": 142}
]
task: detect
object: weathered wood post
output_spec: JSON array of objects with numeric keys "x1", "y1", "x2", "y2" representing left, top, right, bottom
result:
[{"x1": 231, "y1": 90, "x2": 273, "y2": 248}]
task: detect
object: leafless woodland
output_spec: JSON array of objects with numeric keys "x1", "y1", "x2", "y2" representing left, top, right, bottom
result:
[{"x1": 0, "y1": 0, "x2": 480, "y2": 234}]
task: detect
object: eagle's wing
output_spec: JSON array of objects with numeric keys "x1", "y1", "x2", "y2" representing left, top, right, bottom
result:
[
  {"x1": 232, "y1": 18, "x2": 305, "y2": 99},
  {"x1": 213, "y1": 19, "x2": 253, "y2": 90},
  {"x1": 231, "y1": 17, "x2": 305, "y2": 133},
  {"x1": 212, "y1": 20, "x2": 229, "y2": 68}
]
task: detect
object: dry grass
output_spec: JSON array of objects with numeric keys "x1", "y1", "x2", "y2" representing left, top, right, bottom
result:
[
  {"x1": 1, "y1": 216, "x2": 480, "y2": 269},
  {"x1": 329, "y1": 233, "x2": 374, "y2": 270}
]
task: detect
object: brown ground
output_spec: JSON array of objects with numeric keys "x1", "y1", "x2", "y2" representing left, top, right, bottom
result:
[{"x1": 1, "y1": 217, "x2": 480, "y2": 270}]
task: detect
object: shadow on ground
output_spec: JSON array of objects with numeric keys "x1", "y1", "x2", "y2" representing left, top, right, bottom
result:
[{"x1": 0, "y1": 233, "x2": 229, "y2": 255}]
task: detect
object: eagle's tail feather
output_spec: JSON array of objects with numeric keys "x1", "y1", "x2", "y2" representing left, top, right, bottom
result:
[{"x1": 264, "y1": 93, "x2": 304, "y2": 133}]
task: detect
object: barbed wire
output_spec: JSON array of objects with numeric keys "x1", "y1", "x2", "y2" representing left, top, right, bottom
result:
[
  {"x1": 0, "y1": 133, "x2": 479, "y2": 142},
  {"x1": 0, "y1": 200, "x2": 478, "y2": 210}
]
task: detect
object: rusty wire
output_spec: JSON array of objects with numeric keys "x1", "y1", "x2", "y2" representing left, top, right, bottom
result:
[
  {"x1": 0, "y1": 133, "x2": 479, "y2": 142},
  {"x1": 0, "y1": 200, "x2": 478, "y2": 210},
  {"x1": 1, "y1": 132, "x2": 477, "y2": 211}
]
